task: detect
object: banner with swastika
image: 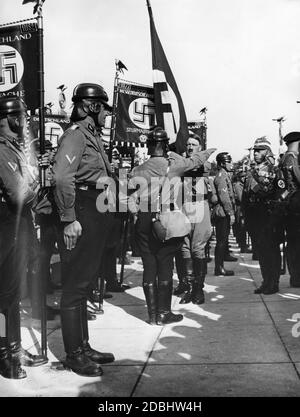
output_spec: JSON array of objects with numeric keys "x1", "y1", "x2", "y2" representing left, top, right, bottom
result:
[
  {"x1": 0, "y1": 22, "x2": 38, "y2": 111},
  {"x1": 29, "y1": 114, "x2": 71, "y2": 148},
  {"x1": 115, "y1": 81, "x2": 155, "y2": 144}
]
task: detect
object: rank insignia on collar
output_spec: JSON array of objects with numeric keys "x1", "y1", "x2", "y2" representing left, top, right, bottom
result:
[{"x1": 88, "y1": 124, "x2": 95, "y2": 134}]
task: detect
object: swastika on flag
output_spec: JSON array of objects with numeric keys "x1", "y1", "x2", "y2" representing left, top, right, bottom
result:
[
  {"x1": 0, "y1": 45, "x2": 24, "y2": 92},
  {"x1": 128, "y1": 98, "x2": 155, "y2": 129}
]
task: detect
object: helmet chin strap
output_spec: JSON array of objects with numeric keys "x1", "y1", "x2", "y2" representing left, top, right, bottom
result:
[
  {"x1": 81, "y1": 101, "x2": 102, "y2": 127},
  {"x1": 7, "y1": 115, "x2": 24, "y2": 137},
  {"x1": 91, "y1": 112, "x2": 101, "y2": 127}
]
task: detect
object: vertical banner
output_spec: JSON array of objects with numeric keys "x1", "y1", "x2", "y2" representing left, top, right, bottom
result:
[
  {"x1": 0, "y1": 22, "x2": 39, "y2": 111},
  {"x1": 29, "y1": 114, "x2": 71, "y2": 148},
  {"x1": 146, "y1": 0, "x2": 189, "y2": 154},
  {"x1": 115, "y1": 80, "x2": 155, "y2": 144},
  {"x1": 188, "y1": 121, "x2": 207, "y2": 150}
]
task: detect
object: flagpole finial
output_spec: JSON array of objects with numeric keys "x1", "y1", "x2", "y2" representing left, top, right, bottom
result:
[
  {"x1": 115, "y1": 59, "x2": 128, "y2": 76},
  {"x1": 22, "y1": 0, "x2": 45, "y2": 15}
]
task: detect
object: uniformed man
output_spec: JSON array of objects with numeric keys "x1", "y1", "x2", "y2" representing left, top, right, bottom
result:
[
  {"x1": 179, "y1": 133, "x2": 214, "y2": 304},
  {"x1": 52, "y1": 83, "x2": 115, "y2": 377},
  {"x1": 232, "y1": 165, "x2": 251, "y2": 253},
  {"x1": 213, "y1": 152, "x2": 236, "y2": 276},
  {"x1": 0, "y1": 97, "x2": 48, "y2": 379},
  {"x1": 129, "y1": 127, "x2": 215, "y2": 325},
  {"x1": 279, "y1": 132, "x2": 300, "y2": 288},
  {"x1": 243, "y1": 137, "x2": 286, "y2": 294},
  {"x1": 30, "y1": 139, "x2": 60, "y2": 321}
]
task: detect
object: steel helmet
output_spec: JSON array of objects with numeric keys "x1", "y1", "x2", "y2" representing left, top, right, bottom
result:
[
  {"x1": 72, "y1": 83, "x2": 112, "y2": 111},
  {"x1": 216, "y1": 152, "x2": 232, "y2": 165},
  {"x1": 0, "y1": 97, "x2": 27, "y2": 117},
  {"x1": 147, "y1": 127, "x2": 169, "y2": 144}
]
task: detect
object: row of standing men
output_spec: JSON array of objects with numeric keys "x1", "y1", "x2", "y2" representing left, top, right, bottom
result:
[{"x1": 1, "y1": 82, "x2": 300, "y2": 380}]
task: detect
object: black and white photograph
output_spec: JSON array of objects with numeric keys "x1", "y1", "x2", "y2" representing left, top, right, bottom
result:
[{"x1": 0, "y1": 0, "x2": 300, "y2": 403}]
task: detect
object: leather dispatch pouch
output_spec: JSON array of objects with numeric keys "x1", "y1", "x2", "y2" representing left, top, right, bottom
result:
[
  {"x1": 153, "y1": 209, "x2": 192, "y2": 243},
  {"x1": 152, "y1": 215, "x2": 167, "y2": 242},
  {"x1": 151, "y1": 162, "x2": 191, "y2": 242}
]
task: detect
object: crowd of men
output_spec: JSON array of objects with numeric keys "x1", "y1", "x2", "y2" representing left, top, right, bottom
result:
[{"x1": 1, "y1": 82, "x2": 300, "y2": 380}]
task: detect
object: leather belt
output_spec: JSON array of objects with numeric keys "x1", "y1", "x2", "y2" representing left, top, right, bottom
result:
[{"x1": 76, "y1": 184, "x2": 100, "y2": 191}]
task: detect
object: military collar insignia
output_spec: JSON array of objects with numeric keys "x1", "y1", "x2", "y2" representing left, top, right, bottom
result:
[
  {"x1": 88, "y1": 124, "x2": 95, "y2": 134},
  {"x1": 0, "y1": 134, "x2": 17, "y2": 146}
]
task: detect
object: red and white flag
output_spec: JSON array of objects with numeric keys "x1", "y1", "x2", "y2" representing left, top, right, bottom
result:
[{"x1": 146, "y1": 0, "x2": 189, "y2": 153}]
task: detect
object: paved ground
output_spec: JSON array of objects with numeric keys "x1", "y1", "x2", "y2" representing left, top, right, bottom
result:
[{"x1": 1, "y1": 236, "x2": 300, "y2": 397}]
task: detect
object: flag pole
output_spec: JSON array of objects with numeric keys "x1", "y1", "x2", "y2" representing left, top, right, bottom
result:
[
  {"x1": 36, "y1": 0, "x2": 48, "y2": 360},
  {"x1": 108, "y1": 60, "x2": 121, "y2": 163},
  {"x1": 37, "y1": 1, "x2": 45, "y2": 172},
  {"x1": 146, "y1": 0, "x2": 152, "y2": 16},
  {"x1": 97, "y1": 61, "x2": 121, "y2": 309}
]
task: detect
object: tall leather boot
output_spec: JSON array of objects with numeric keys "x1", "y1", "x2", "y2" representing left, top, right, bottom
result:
[
  {"x1": 173, "y1": 253, "x2": 188, "y2": 295},
  {"x1": 81, "y1": 301, "x2": 115, "y2": 364},
  {"x1": 60, "y1": 305, "x2": 103, "y2": 376},
  {"x1": 179, "y1": 258, "x2": 194, "y2": 304},
  {"x1": 156, "y1": 281, "x2": 183, "y2": 325},
  {"x1": 214, "y1": 244, "x2": 223, "y2": 274},
  {"x1": 143, "y1": 282, "x2": 158, "y2": 324},
  {"x1": 7, "y1": 296, "x2": 47, "y2": 367},
  {"x1": 192, "y1": 258, "x2": 206, "y2": 304},
  {"x1": 214, "y1": 236, "x2": 234, "y2": 276},
  {"x1": 0, "y1": 334, "x2": 26, "y2": 379},
  {"x1": 214, "y1": 246, "x2": 234, "y2": 276}
]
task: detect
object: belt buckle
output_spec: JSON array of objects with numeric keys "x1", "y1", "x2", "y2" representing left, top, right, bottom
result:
[{"x1": 79, "y1": 185, "x2": 88, "y2": 191}]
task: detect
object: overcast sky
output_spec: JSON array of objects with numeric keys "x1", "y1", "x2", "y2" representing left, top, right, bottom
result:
[{"x1": 1, "y1": 0, "x2": 300, "y2": 160}]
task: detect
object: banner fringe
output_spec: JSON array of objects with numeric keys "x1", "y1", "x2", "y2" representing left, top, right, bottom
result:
[
  {"x1": 0, "y1": 17, "x2": 37, "y2": 27},
  {"x1": 118, "y1": 79, "x2": 152, "y2": 89}
]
